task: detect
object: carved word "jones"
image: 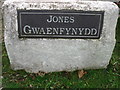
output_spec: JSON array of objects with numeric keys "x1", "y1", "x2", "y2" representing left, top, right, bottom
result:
[{"x1": 46, "y1": 15, "x2": 75, "y2": 23}]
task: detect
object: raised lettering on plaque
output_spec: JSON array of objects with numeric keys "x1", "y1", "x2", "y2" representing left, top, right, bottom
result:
[{"x1": 17, "y1": 10, "x2": 104, "y2": 39}]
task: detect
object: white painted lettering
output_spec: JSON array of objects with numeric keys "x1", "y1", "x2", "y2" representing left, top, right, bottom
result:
[
  {"x1": 23, "y1": 25, "x2": 31, "y2": 34},
  {"x1": 32, "y1": 27, "x2": 40, "y2": 34},
  {"x1": 78, "y1": 28, "x2": 84, "y2": 35},
  {"x1": 85, "y1": 28, "x2": 91, "y2": 35},
  {"x1": 53, "y1": 28, "x2": 59, "y2": 34},
  {"x1": 59, "y1": 28, "x2": 64, "y2": 34},
  {"x1": 70, "y1": 16, "x2": 74, "y2": 23},
  {"x1": 65, "y1": 28, "x2": 71, "y2": 35},
  {"x1": 64, "y1": 16, "x2": 69, "y2": 23},
  {"x1": 91, "y1": 28, "x2": 97, "y2": 35},
  {"x1": 39, "y1": 28, "x2": 45, "y2": 34},
  {"x1": 47, "y1": 15, "x2": 53, "y2": 23},
  {"x1": 53, "y1": 16, "x2": 59, "y2": 23},
  {"x1": 71, "y1": 28, "x2": 77, "y2": 35},
  {"x1": 46, "y1": 15, "x2": 75, "y2": 23},
  {"x1": 46, "y1": 28, "x2": 52, "y2": 34}
]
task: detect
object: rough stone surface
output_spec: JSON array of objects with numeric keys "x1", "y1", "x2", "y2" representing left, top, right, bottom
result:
[
  {"x1": 0, "y1": 0, "x2": 5, "y2": 88},
  {"x1": 3, "y1": 0, "x2": 119, "y2": 73},
  {"x1": 0, "y1": 0, "x2": 5, "y2": 43},
  {"x1": 78, "y1": 0, "x2": 120, "y2": 2},
  {"x1": 80, "y1": 0, "x2": 120, "y2": 2},
  {"x1": 2, "y1": 0, "x2": 120, "y2": 2}
]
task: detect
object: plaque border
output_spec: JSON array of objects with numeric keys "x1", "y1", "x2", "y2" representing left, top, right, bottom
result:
[{"x1": 17, "y1": 10, "x2": 104, "y2": 39}]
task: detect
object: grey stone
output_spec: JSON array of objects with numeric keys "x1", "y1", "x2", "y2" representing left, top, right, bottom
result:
[
  {"x1": 0, "y1": 0, "x2": 4, "y2": 42},
  {"x1": 3, "y1": 0, "x2": 119, "y2": 73},
  {"x1": 0, "y1": 19, "x2": 2, "y2": 43},
  {"x1": 79, "y1": 0, "x2": 120, "y2": 2},
  {"x1": 2, "y1": 0, "x2": 120, "y2": 2}
]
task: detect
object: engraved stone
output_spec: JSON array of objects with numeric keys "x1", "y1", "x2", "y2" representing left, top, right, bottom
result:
[{"x1": 3, "y1": 0, "x2": 119, "y2": 73}]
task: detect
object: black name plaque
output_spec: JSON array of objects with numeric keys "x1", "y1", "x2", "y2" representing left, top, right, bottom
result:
[{"x1": 17, "y1": 10, "x2": 104, "y2": 39}]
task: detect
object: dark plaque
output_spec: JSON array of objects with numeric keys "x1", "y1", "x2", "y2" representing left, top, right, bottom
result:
[{"x1": 17, "y1": 10, "x2": 104, "y2": 39}]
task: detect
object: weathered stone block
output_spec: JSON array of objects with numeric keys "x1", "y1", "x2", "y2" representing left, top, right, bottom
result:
[
  {"x1": 80, "y1": 0, "x2": 120, "y2": 2},
  {"x1": 3, "y1": 0, "x2": 119, "y2": 73}
]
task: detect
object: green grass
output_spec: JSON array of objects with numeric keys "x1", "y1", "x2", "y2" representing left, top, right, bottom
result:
[{"x1": 2, "y1": 18, "x2": 120, "y2": 88}]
